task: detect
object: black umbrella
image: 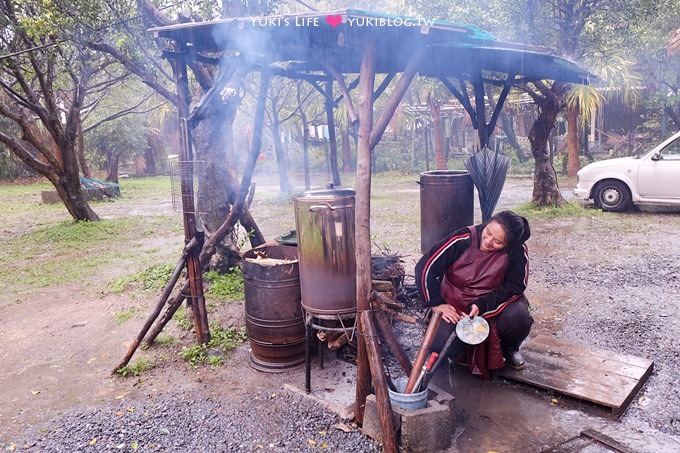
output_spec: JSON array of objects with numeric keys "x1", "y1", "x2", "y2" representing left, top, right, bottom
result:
[{"x1": 464, "y1": 147, "x2": 510, "y2": 222}]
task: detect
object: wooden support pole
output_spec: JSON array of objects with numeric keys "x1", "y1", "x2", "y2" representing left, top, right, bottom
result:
[
  {"x1": 370, "y1": 293, "x2": 413, "y2": 376},
  {"x1": 354, "y1": 32, "x2": 376, "y2": 426},
  {"x1": 113, "y1": 238, "x2": 197, "y2": 373},
  {"x1": 174, "y1": 47, "x2": 209, "y2": 344},
  {"x1": 144, "y1": 283, "x2": 187, "y2": 348},
  {"x1": 360, "y1": 310, "x2": 398, "y2": 453},
  {"x1": 325, "y1": 79, "x2": 341, "y2": 186}
]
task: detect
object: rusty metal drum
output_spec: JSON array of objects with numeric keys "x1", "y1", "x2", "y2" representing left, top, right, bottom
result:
[
  {"x1": 294, "y1": 188, "x2": 356, "y2": 317},
  {"x1": 242, "y1": 245, "x2": 305, "y2": 372},
  {"x1": 419, "y1": 170, "x2": 474, "y2": 253}
]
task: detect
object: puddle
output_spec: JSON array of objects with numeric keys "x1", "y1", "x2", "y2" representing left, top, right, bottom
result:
[{"x1": 427, "y1": 361, "x2": 680, "y2": 452}]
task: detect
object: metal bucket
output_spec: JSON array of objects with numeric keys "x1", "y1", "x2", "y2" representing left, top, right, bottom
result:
[
  {"x1": 419, "y1": 170, "x2": 474, "y2": 253},
  {"x1": 242, "y1": 245, "x2": 305, "y2": 372},
  {"x1": 388, "y1": 377, "x2": 429, "y2": 411},
  {"x1": 294, "y1": 188, "x2": 356, "y2": 317}
]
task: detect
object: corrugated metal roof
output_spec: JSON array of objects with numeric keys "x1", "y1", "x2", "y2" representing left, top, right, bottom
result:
[{"x1": 149, "y1": 9, "x2": 590, "y2": 84}]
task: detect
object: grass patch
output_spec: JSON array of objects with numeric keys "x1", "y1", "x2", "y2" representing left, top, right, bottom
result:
[
  {"x1": 110, "y1": 262, "x2": 179, "y2": 293},
  {"x1": 1, "y1": 213, "x2": 182, "y2": 294},
  {"x1": 513, "y1": 201, "x2": 602, "y2": 219},
  {"x1": 116, "y1": 357, "x2": 155, "y2": 377},
  {"x1": 204, "y1": 268, "x2": 244, "y2": 301},
  {"x1": 180, "y1": 323, "x2": 247, "y2": 368},
  {"x1": 117, "y1": 176, "x2": 171, "y2": 201},
  {"x1": 154, "y1": 334, "x2": 178, "y2": 347},
  {"x1": 173, "y1": 307, "x2": 194, "y2": 331},
  {"x1": 115, "y1": 308, "x2": 136, "y2": 324}
]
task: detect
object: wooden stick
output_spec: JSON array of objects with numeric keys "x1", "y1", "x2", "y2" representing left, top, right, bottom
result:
[
  {"x1": 370, "y1": 297, "x2": 413, "y2": 376},
  {"x1": 371, "y1": 289, "x2": 404, "y2": 309},
  {"x1": 404, "y1": 311, "x2": 442, "y2": 394},
  {"x1": 144, "y1": 280, "x2": 188, "y2": 347},
  {"x1": 382, "y1": 308, "x2": 417, "y2": 324},
  {"x1": 112, "y1": 238, "x2": 197, "y2": 374},
  {"x1": 360, "y1": 310, "x2": 398, "y2": 453}
]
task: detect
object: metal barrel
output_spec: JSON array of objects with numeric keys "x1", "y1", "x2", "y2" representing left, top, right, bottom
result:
[
  {"x1": 419, "y1": 170, "x2": 474, "y2": 253},
  {"x1": 294, "y1": 188, "x2": 356, "y2": 317},
  {"x1": 242, "y1": 245, "x2": 305, "y2": 372}
]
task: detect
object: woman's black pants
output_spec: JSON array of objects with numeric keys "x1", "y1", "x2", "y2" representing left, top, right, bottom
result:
[{"x1": 430, "y1": 296, "x2": 534, "y2": 360}]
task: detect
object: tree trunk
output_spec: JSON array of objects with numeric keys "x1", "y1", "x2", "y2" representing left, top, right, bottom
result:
[
  {"x1": 528, "y1": 92, "x2": 565, "y2": 206},
  {"x1": 271, "y1": 119, "x2": 293, "y2": 194},
  {"x1": 193, "y1": 90, "x2": 243, "y2": 273},
  {"x1": 566, "y1": 106, "x2": 580, "y2": 176},
  {"x1": 106, "y1": 151, "x2": 120, "y2": 183},
  {"x1": 341, "y1": 126, "x2": 352, "y2": 173},
  {"x1": 428, "y1": 94, "x2": 447, "y2": 170},
  {"x1": 77, "y1": 120, "x2": 91, "y2": 178},
  {"x1": 301, "y1": 113, "x2": 311, "y2": 190}
]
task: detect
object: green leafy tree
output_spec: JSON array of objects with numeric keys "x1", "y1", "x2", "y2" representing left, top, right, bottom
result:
[{"x1": 0, "y1": 0, "x2": 120, "y2": 220}]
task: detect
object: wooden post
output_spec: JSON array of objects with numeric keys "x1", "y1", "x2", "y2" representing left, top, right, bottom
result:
[
  {"x1": 354, "y1": 33, "x2": 376, "y2": 425},
  {"x1": 174, "y1": 50, "x2": 210, "y2": 345},
  {"x1": 325, "y1": 79, "x2": 341, "y2": 186},
  {"x1": 360, "y1": 310, "x2": 398, "y2": 453},
  {"x1": 473, "y1": 73, "x2": 488, "y2": 149},
  {"x1": 354, "y1": 40, "x2": 426, "y2": 426}
]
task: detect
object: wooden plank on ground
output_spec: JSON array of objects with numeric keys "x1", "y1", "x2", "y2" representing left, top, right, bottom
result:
[{"x1": 496, "y1": 334, "x2": 654, "y2": 418}]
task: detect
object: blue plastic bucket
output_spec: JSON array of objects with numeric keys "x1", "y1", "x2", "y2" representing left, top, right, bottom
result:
[{"x1": 388, "y1": 377, "x2": 428, "y2": 411}]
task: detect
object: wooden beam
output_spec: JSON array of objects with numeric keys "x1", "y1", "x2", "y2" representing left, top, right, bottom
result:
[
  {"x1": 472, "y1": 73, "x2": 488, "y2": 149},
  {"x1": 439, "y1": 77, "x2": 477, "y2": 129},
  {"x1": 486, "y1": 75, "x2": 514, "y2": 138},
  {"x1": 370, "y1": 46, "x2": 426, "y2": 149},
  {"x1": 372, "y1": 73, "x2": 395, "y2": 102},
  {"x1": 325, "y1": 79, "x2": 341, "y2": 186},
  {"x1": 320, "y1": 60, "x2": 359, "y2": 123},
  {"x1": 360, "y1": 310, "x2": 398, "y2": 453},
  {"x1": 354, "y1": 33, "x2": 376, "y2": 426}
]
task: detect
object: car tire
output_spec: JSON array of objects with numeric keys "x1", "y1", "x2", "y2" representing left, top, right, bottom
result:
[{"x1": 593, "y1": 180, "x2": 632, "y2": 212}]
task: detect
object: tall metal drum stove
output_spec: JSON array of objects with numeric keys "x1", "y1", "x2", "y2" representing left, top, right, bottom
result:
[
  {"x1": 242, "y1": 245, "x2": 305, "y2": 372},
  {"x1": 419, "y1": 170, "x2": 474, "y2": 253}
]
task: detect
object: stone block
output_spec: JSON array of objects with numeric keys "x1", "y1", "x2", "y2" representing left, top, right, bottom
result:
[{"x1": 362, "y1": 383, "x2": 455, "y2": 452}]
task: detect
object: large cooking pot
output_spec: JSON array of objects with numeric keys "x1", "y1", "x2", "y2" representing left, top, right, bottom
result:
[{"x1": 294, "y1": 188, "x2": 356, "y2": 317}]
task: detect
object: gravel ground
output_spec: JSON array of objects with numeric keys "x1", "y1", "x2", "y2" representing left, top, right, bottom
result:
[
  {"x1": 528, "y1": 211, "x2": 680, "y2": 438},
  {"x1": 7, "y1": 189, "x2": 680, "y2": 451},
  {"x1": 16, "y1": 388, "x2": 380, "y2": 452}
]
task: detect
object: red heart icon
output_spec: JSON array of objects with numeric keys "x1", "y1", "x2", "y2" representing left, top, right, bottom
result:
[{"x1": 325, "y1": 15, "x2": 342, "y2": 28}]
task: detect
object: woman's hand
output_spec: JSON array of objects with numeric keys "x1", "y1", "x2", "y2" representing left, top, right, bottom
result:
[
  {"x1": 431, "y1": 304, "x2": 465, "y2": 324},
  {"x1": 468, "y1": 304, "x2": 480, "y2": 318}
]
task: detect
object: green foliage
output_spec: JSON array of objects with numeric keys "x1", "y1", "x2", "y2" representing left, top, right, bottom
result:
[
  {"x1": 86, "y1": 114, "x2": 151, "y2": 171},
  {"x1": 109, "y1": 263, "x2": 178, "y2": 293},
  {"x1": 173, "y1": 307, "x2": 195, "y2": 331},
  {"x1": 513, "y1": 201, "x2": 601, "y2": 219},
  {"x1": 180, "y1": 324, "x2": 247, "y2": 368},
  {"x1": 115, "y1": 308, "x2": 136, "y2": 324},
  {"x1": 204, "y1": 268, "x2": 244, "y2": 301},
  {"x1": 116, "y1": 357, "x2": 155, "y2": 377},
  {"x1": 154, "y1": 334, "x2": 178, "y2": 347}
]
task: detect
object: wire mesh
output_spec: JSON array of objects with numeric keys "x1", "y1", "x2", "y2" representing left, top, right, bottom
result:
[{"x1": 170, "y1": 160, "x2": 207, "y2": 214}]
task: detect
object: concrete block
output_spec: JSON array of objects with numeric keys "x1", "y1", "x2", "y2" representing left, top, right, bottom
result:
[
  {"x1": 362, "y1": 383, "x2": 455, "y2": 452},
  {"x1": 40, "y1": 190, "x2": 61, "y2": 204}
]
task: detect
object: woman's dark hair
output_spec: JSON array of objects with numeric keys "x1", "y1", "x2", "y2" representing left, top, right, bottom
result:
[{"x1": 488, "y1": 210, "x2": 530, "y2": 249}]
